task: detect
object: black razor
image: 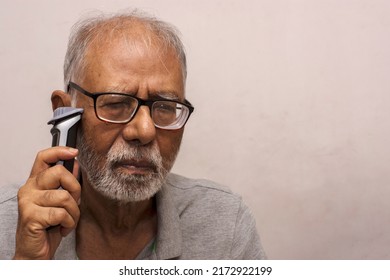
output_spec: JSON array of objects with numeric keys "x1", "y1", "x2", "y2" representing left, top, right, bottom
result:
[{"x1": 48, "y1": 107, "x2": 84, "y2": 173}]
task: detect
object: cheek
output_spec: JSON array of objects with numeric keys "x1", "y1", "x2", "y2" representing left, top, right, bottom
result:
[
  {"x1": 80, "y1": 116, "x2": 120, "y2": 154},
  {"x1": 156, "y1": 129, "x2": 184, "y2": 161}
]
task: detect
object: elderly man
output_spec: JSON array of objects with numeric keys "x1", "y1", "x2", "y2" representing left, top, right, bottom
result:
[{"x1": 0, "y1": 11, "x2": 265, "y2": 260}]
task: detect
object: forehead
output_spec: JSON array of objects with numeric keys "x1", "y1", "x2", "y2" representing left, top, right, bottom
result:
[{"x1": 79, "y1": 21, "x2": 184, "y2": 96}]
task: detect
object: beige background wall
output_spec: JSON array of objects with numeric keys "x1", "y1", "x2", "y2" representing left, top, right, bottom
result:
[{"x1": 1, "y1": 0, "x2": 389, "y2": 259}]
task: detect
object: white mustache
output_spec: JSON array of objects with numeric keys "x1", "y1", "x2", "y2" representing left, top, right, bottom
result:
[{"x1": 106, "y1": 141, "x2": 162, "y2": 169}]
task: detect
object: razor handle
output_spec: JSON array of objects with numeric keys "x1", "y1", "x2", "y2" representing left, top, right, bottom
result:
[{"x1": 48, "y1": 107, "x2": 84, "y2": 173}]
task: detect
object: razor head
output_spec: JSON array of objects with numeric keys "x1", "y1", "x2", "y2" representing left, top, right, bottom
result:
[{"x1": 48, "y1": 107, "x2": 84, "y2": 125}]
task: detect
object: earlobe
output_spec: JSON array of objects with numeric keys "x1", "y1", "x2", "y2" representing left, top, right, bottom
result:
[{"x1": 51, "y1": 90, "x2": 71, "y2": 111}]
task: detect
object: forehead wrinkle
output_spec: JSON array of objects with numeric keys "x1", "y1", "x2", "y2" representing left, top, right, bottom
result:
[
  {"x1": 101, "y1": 80, "x2": 181, "y2": 100},
  {"x1": 104, "y1": 84, "x2": 136, "y2": 94}
]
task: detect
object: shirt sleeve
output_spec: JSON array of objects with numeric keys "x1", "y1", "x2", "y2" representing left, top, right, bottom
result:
[{"x1": 230, "y1": 199, "x2": 267, "y2": 259}]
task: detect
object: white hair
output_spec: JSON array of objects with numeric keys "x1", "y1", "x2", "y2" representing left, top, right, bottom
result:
[{"x1": 63, "y1": 9, "x2": 187, "y2": 102}]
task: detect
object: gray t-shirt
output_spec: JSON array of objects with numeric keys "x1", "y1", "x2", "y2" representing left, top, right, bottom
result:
[{"x1": 0, "y1": 173, "x2": 266, "y2": 259}]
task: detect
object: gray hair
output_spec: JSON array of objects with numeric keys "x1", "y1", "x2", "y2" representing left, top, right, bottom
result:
[{"x1": 63, "y1": 10, "x2": 187, "y2": 93}]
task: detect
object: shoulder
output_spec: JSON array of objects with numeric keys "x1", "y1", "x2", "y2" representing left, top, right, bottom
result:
[
  {"x1": 166, "y1": 173, "x2": 238, "y2": 206},
  {"x1": 0, "y1": 183, "x2": 21, "y2": 259},
  {"x1": 166, "y1": 173, "x2": 244, "y2": 220},
  {"x1": 164, "y1": 174, "x2": 266, "y2": 259}
]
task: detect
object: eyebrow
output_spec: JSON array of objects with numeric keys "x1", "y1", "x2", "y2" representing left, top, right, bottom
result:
[{"x1": 150, "y1": 91, "x2": 181, "y2": 101}]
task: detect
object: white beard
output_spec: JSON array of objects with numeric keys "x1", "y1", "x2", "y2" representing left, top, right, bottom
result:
[{"x1": 77, "y1": 132, "x2": 178, "y2": 203}]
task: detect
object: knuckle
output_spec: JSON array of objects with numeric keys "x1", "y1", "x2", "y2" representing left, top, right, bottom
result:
[
  {"x1": 35, "y1": 149, "x2": 48, "y2": 163},
  {"x1": 47, "y1": 208, "x2": 56, "y2": 221},
  {"x1": 51, "y1": 164, "x2": 64, "y2": 176},
  {"x1": 48, "y1": 207, "x2": 66, "y2": 222},
  {"x1": 17, "y1": 187, "x2": 26, "y2": 202},
  {"x1": 17, "y1": 185, "x2": 32, "y2": 206},
  {"x1": 42, "y1": 190, "x2": 55, "y2": 202},
  {"x1": 35, "y1": 165, "x2": 66, "y2": 188},
  {"x1": 42, "y1": 190, "x2": 71, "y2": 205},
  {"x1": 53, "y1": 165, "x2": 71, "y2": 180},
  {"x1": 36, "y1": 150, "x2": 44, "y2": 160},
  {"x1": 34, "y1": 169, "x2": 46, "y2": 186},
  {"x1": 57, "y1": 190, "x2": 72, "y2": 203}
]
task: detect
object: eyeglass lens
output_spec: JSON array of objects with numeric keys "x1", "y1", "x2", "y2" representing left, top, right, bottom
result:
[
  {"x1": 96, "y1": 95, "x2": 189, "y2": 128},
  {"x1": 97, "y1": 94, "x2": 138, "y2": 122}
]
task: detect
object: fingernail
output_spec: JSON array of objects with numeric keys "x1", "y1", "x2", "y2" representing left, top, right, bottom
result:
[{"x1": 68, "y1": 148, "x2": 78, "y2": 154}]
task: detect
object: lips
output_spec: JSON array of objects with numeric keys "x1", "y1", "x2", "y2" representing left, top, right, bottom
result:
[{"x1": 112, "y1": 159, "x2": 157, "y2": 174}]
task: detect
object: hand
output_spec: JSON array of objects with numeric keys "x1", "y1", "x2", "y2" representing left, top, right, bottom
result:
[{"x1": 13, "y1": 147, "x2": 81, "y2": 260}]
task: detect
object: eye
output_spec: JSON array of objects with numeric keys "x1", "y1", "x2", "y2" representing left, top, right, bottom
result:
[
  {"x1": 98, "y1": 95, "x2": 122, "y2": 105},
  {"x1": 152, "y1": 101, "x2": 180, "y2": 126},
  {"x1": 96, "y1": 94, "x2": 138, "y2": 121},
  {"x1": 102, "y1": 101, "x2": 129, "y2": 110},
  {"x1": 154, "y1": 102, "x2": 177, "y2": 113}
]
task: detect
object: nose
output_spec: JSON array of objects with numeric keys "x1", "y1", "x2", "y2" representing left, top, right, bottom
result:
[{"x1": 121, "y1": 106, "x2": 156, "y2": 145}]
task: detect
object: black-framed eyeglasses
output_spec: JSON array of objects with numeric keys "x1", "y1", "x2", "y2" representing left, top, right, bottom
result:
[{"x1": 68, "y1": 82, "x2": 194, "y2": 130}]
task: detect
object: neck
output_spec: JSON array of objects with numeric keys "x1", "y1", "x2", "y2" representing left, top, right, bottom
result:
[
  {"x1": 76, "y1": 174, "x2": 158, "y2": 259},
  {"x1": 79, "y1": 176, "x2": 157, "y2": 233}
]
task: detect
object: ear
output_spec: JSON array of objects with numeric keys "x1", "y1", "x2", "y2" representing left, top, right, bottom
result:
[{"x1": 51, "y1": 90, "x2": 72, "y2": 111}]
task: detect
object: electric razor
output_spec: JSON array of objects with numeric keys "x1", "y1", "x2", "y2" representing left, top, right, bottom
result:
[{"x1": 48, "y1": 107, "x2": 84, "y2": 173}]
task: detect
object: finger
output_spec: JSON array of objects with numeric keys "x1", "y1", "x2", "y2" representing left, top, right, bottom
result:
[
  {"x1": 30, "y1": 147, "x2": 78, "y2": 177},
  {"x1": 18, "y1": 204, "x2": 77, "y2": 232},
  {"x1": 34, "y1": 164, "x2": 81, "y2": 200},
  {"x1": 46, "y1": 207, "x2": 76, "y2": 229},
  {"x1": 35, "y1": 189, "x2": 80, "y2": 224}
]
